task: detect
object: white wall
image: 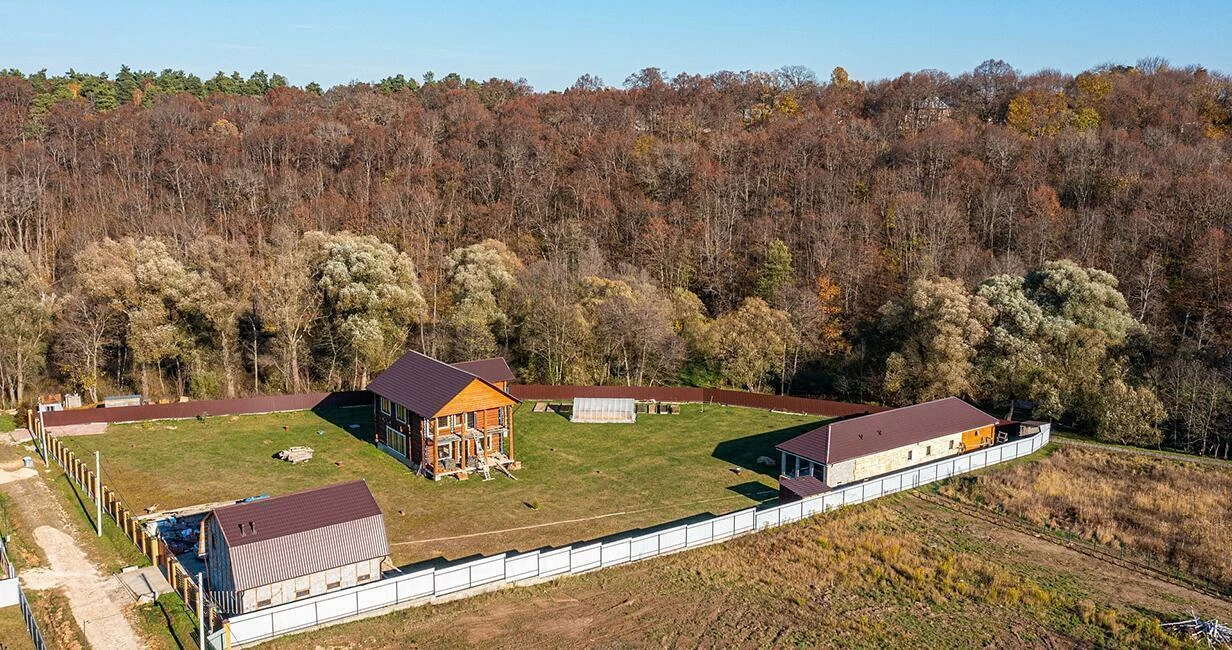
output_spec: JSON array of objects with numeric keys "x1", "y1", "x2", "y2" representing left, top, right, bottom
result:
[{"x1": 211, "y1": 431, "x2": 1049, "y2": 650}]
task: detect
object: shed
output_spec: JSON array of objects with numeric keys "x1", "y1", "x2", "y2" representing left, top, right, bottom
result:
[
  {"x1": 202, "y1": 480, "x2": 390, "y2": 614},
  {"x1": 571, "y1": 397, "x2": 636, "y2": 424}
]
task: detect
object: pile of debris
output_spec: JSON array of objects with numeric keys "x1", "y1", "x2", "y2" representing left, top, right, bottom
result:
[
  {"x1": 1162, "y1": 612, "x2": 1232, "y2": 648},
  {"x1": 277, "y1": 446, "x2": 314, "y2": 464},
  {"x1": 156, "y1": 514, "x2": 204, "y2": 556}
]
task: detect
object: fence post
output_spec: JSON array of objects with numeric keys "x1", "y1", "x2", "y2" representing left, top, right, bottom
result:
[
  {"x1": 95, "y1": 451, "x2": 103, "y2": 537},
  {"x1": 198, "y1": 572, "x2": 205, "y2": 650}
]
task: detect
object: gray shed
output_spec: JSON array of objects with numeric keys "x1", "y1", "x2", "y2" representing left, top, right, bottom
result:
[{"x1": 571, "y1": 398, "x2": 636, "y2": 424}]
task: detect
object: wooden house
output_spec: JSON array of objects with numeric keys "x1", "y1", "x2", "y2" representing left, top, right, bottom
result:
[
  {"x1": 777, "y1": 397, "x2": 999, "y2": 500},
  {"x1": 367, "y1": 351, "x2": 520, "y2": 480},
  {"x1": 202, "y1": 481, "x2": 390, "y2": 614}
]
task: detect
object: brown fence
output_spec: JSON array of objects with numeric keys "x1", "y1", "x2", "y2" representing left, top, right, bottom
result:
[
  {"x1": 41, "y1": 391, "x2": 371, "y2": 427},
  {"x1": 37, "y1": 428, "x2": 223, "y2": 641},
  {"x1": 507, "y1": 385, "x2": 885, "y2": 418}
]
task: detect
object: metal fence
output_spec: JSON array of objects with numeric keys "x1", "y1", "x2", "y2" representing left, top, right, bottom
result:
[
  {"x1": 208, "y1": 429, "x2": 1050, "y2": 649},
  {"x1": 0, "y1": 536, "x2": 46, "y2": 650},
  {"x1": 40, "y1": 391, "x2": 371, "y2": 427},
  {"x1": 509, "y1": 385, "x2": 887, "y2": 418}
]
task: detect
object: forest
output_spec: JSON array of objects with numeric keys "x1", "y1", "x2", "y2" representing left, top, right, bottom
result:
[{"x1": 0, "y1": 60, "x2": 1230, "y2": 457}]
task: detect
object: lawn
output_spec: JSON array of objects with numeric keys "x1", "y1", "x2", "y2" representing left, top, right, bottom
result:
[{"x1": 61, "y1": 403, "x2": 822, "y2": 565}]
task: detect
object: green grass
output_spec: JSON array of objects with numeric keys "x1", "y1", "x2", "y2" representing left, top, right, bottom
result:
[
  {"x1": 135, "y1": 593, "x2": 200, "y2": 650},
  {"x1": 55, "y1": 471, "x2": 151, "y2": 572},
  {"x1": 0, "y1": 604, "x2": 37, "y2": 650},
  {"x1": 62, "y1": 403, "x2": 823, "y2": 564},
  {"x1": 0, "y1": 412, "x2": 16, "y2": 433}
]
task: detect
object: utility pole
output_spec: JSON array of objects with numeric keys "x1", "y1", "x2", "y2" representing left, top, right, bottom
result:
[{"x1": 95, "y1": 451, "x2": 102, "y2": 537}]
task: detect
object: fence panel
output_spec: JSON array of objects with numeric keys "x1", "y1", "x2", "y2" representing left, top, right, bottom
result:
[
  {"x1": 356, "y1": 581, "x2": 398, "y2": 613},
  {"x1": 505, "y1": 551, "x2": 539, "y2": 582},
  {"x1": 538, "y1": 548, "x2": 571, "y2": 577},
  {"x1": 397, "y1": 568, "x2": 435, "y2": 602},
  {"x1": 569, "y1": 543, "x2": 602, "y2": 573},
  {"x1": 600, "y1": 539, "x2": 631, "y2": 567}
]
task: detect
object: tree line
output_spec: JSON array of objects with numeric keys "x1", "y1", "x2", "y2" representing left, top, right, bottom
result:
[{"x1": 0, "y1": 59, "x2": 1230, "y2": 457}]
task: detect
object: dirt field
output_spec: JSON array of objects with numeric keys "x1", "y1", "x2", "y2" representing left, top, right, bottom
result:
[
  {"x1": 941, "y1": 444, "x2": 1232, "y2": 590},
  {"x1": 263, "y1": 495, "x2": 1223, "y2": 649},
  {"x1": 60, "y1": 403, "x2": 821, "y2": 565}
]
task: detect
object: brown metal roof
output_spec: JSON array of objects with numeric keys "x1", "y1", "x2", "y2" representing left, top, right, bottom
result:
[
  {"x1": 776, "y1": 397, "x2": 999, "y2": 465},
  {"x1": 212, "y1": 480, "x2": 382, "y2": 548},
  {"x1": 366, "y1": 350, "x2": 518, "y2": 417},
  {"x1": 208, "y1": 481, "x2": 390, "y2": 591},
  {"x1": 451, "y1": 357, "x2": 517, "y2": 383},
  {"x1": 779, "y1": 475, "x2": 830, "y2": 498}
]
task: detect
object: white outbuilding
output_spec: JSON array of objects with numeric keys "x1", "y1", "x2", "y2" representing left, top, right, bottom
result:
[{"x1": 570, "y1": 398, "x2": 636, "y2": 424}]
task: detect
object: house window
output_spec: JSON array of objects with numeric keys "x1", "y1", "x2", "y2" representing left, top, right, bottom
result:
[
  {"x1": 907, "y1": 450, "x2": 913, "y2": 461},
  {"x1": 395, "y1": 404, "x2": 407, "y2": 423},
  {"x1": 357, "y1": 567, "x2": 372, "y2": 582},
  {"x1": 926, "y1": 445, "x2": 932, "y2": 456},
  {"x1": 949, "y1": 440, "x2": 955, "y2": 450},
  {"x1": 438, "y1": 442, "x2": 453, "y2": 459},
  {"x1": 379, "y1": 397, "x2": 390, "y2": 415},
  {"x1": 326, "y1": 568, "x2": 341, "y2": 590},
  {"x1": 386, "y1": 427, "x2": 408, "y2": 458},
  {"x1": 498, "y1": 408, "x2": 506, "y2": 426},
  {"x1": 467, "y1": 412, "x2": 477, "y2": 430},
  {"x1": 294, "y1": 576, "x2": 310, "y2": 599}
]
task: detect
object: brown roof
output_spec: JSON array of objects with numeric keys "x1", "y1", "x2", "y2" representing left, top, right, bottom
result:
[
  {"x1": 213, "y1": 480, "x2": 382, "y2": 548},
  {"x1": 779, "y1": 475, "x2": 830, "y2": 499},
  {"x1": 451, "y1": 357, "x2": 517, "y2": 383},
  {"x1": 209, "y1": 481, "x2": 390, "y2": 591},
  {"x1": 367, "y1": 350, "x2": 518, "y2": 417},
  {"x1": 777, "y1": 397, "x2": 999, "y2": 465}
]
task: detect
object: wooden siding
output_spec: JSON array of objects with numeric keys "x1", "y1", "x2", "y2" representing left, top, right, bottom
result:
[
  {"x1": 434, "y1": 379, "x2": 516, "y2": 417},
  {"x1": 962, "y1": 424, "x2": 995, "y2": 451}
]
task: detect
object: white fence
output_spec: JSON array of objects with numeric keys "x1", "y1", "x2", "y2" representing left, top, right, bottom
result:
[{"x1": 210, "y1": 429, "x2": 1050, "y2": 649}]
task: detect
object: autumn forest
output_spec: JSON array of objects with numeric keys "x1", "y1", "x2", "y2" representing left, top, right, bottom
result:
[{"x1": 1, "y1": 60, "x2": 1231, "y2": 457}]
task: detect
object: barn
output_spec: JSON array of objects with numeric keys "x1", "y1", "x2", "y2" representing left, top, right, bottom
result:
[
  {"x1": 201, "y1": 480, "x2": 390, "y2": 614},
  {"x1": 776, "y1": 397, "x2": 1000, "y2": 499},
  {"x1": 570, "y1": 397, "x2": 636, "y2": 424}
]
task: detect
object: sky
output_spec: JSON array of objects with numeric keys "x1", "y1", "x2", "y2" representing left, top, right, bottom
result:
[{"x1": 0, "y1": 1, "x2": 1227, "y2": 90}]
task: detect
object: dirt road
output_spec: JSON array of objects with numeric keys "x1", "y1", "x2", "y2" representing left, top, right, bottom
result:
[{"x1": 1, "y1": 460, "x2": 146, "y2": 649}]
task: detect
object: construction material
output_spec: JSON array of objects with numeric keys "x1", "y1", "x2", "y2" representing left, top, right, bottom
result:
[
  {"x1": 532, "y1": 401, "x2": 548, "y2": 413},
  {"x1": 276, "y1": 446, "x2": 314, "y2": 463},
  {"x1": 1162, "y1": 612, "x2": 1232, "y2": 648}
]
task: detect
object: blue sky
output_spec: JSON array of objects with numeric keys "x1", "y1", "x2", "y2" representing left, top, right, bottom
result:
[{"x1": 0, "y1": 1, "x2": 1227, "y2": 90}]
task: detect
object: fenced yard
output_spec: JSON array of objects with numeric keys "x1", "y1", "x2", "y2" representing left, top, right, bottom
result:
[{"x1": 58, "y1": 403, "x2": 823, "y2": 565}]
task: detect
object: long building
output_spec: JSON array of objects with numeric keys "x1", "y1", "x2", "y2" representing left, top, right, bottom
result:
[{"x1": 776, "y1": 397, "x2": 999, "y2": 500}]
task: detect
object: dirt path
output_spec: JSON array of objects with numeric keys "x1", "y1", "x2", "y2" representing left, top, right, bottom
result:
[
  {"x1": 0, "y1": 460, "x2": 147, "y2": 649},
  {"x1": 1052, "y1": 436, "x2": 1232, "y2": 469}
]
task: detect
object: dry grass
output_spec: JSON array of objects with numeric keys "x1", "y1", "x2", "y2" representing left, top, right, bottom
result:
[
  {"x1": 941, "y1": 445, "x2": 1232, "y2": 589},
  {"x1": 263, "y1": 500, "x2": 1195, "y2": 649}
]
